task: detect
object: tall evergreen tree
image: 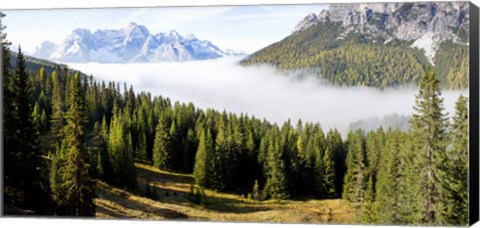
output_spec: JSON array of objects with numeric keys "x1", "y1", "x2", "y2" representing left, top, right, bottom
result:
[
  {"x1": 443, "y1": 95, "x2": 468, "y2": 225},
  {"x1": 319, "y1": 148, "x2": 336, "y2": 199},
  {"x1": 409, "y1": 66, "x2": 449, "y2": 225},
  {"x1": 262, "y1": 127, "x2": 289, "y2": 200},
  {"x1": 375, "y1": 129, "x2": 404, "y2": 224},
  {"x1": 50, "y1": 70, "x2": 66, "y2": 142},
  {"x1": 360, "y1": 176, "x2": 376, "y2": 224},
  {"x1": 108, "y1": 112, "x2": 137, "y2": 190},
  {"x1": 193, "y1": 129, "x2": 216, "y2": 187},
  {"x1": 153, "y1": 115, "x2": 173, "y2": 170},
  {"x1": 3, "y1": 46, "x2": 52, "y2": 214},
  {"x1": 58, "y1": 73, "x2": 95, "y2": 215},
  {"x1": 326, "y1": 129, "x2": 346, "y2": 197},
  {"x1": 342, "y1": 129, "x2": 367, "y2": 203}
]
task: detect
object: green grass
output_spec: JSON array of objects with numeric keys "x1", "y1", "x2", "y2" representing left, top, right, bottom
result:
[{"x1": 95, "y1": 162, "x2": 355, "y2": 223}]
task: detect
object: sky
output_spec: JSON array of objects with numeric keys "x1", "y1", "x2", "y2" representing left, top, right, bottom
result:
[{"x1": 2, "y1": 4, "x2": 328, "y2": 54}]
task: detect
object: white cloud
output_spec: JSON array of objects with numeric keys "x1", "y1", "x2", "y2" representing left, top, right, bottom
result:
[{"x1": 69, "y1": 56, "x2": 467, "y2": 136}]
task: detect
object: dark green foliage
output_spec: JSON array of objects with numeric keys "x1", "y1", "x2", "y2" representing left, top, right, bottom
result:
[
  {"x1": 90, "y1": 121, "x2": 108, "y2": 180},
  {"x1": 375, "y1": 129, "x2": 407, "y2": 224},
  {"x1": 50, "y1": 70, "x2": 66, "y2": 142},
  {"x1": 108, "y1": 112, "x2": 137, "y2": 190},
  {"x1": 3, "y1": 45, "x2": 52, "y2": 214},
  {"x1": 193, "y1": 129, "x2": 215, "y2": 187},
  {"x1": 342, "y1": 129, "x2": 367, "y2": 203},
  {"x1": 242, "y1": 21, "x2": 468, "y2": 89},
  {"x1": 53, "y1": 73, "x2": 95, "y2": 216},
  {"x1": 242, "y1": 22, "x2": 426, "y2": 88},
  {"x1": 360, "y1": 176, "x2": 376, "y2": 224},
  {"x1": 153, "y1": 114, "x2": 173, "y2": 170},
  {"x1": 326, "y1": 129, "x2": 346, "y2": 198},
  {"x1": 262, "y1": 126, "x2": 289, "y2": 200},
  {"x1": 409, "y1": 66, "x2": 449, "y2": 225},
  {"x1": 434, "y1": 41, "x2": 468, "y2": 89},
  {"x1": 442, "y1": 95, "x2": 468, "y2": 225},
  {"x1": 319, "y1": 148, "x2": 336, "y2": 199}
]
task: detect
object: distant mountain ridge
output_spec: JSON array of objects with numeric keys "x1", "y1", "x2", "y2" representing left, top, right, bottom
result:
[
  {"x1": 242, "y1": 2, "x2": 469, "y2": 89},
  {"x1": 291, "y1": 2, "x2": 469, "y2": 64},
  {"x1": 33, "y1": 22, "x2": 245, "y2": 63}
]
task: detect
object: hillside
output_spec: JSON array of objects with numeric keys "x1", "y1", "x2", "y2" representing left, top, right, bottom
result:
[
  {"x1": 241, "y1": 2, "x2": 469, "y2": 89},
  {"x1": 95, "y1": 162, "x2": 355, "y2": 223}
]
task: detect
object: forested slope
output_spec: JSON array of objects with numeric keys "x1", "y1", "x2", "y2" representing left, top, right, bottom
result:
[{"x1": 241, "y1": 5, "x2": 469, "y2": 90}]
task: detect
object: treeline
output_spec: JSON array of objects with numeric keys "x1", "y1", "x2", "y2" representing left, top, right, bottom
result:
[
  {"x1": 347, "y1": 67, "x2": 469, "y2": 225},
  {"x1": 241, "y1": 21, "x2": 468, "y2": 89},
  {"x1": 2, "y1": 25, "x2": 468, "y2": 226}
]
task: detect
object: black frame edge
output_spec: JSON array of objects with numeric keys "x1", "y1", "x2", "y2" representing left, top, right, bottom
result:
[
  {"x1": 0, "y1": 11, "x2": 4, "y2": 217},
  {"x1": 469, "y1": 1, "x2": 480, "y2": 226}
]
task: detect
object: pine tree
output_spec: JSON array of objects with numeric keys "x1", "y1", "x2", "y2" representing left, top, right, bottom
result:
[
  {"x1": 56, "y1": 73, "x2": 95, "y2": 216},
  {"x1": 319, "y1": 148, "x2": 336, "y2": 199},
  {"x1": 443, "y1": 95, "x2": 468, "y2": 225},
  {"x1": 375, "y1": 129, "x2": 405, "y2": 224},
  {"x1": 91, "y1": 121, "x2": 108, "y2": 180},
  {"x1": 327, "y1": 128, "x2": 346, "y2": 197},
  {"x1": 342, "y1": 129, "x2": 367, "y2": 203},
  {"x1": 262, "y1": 127, "x2": 289, "y2": 200},
  {"x1": 193, "y1": 129, "x2": 215, "y2": 187},
  {"x1": 50, "y1": 70, "x2": 66, "y2": 142},
  {"x1": 153, "y1": 115, "x2": 172, "y2": 170},
  {"x1": 365, "y1": 128, "x2": 385, "y2": 189},
  {"x1": 3, "y1": 46, "x2": 52, "y2": 214},
  {"x1": 108, "y1": 112, "x2": 137, "y2": 190},
  {"x1": 409, "y1": 66, "x2": 449, "y2": 225},
  {"x1": 360, "y1": 176, "x2": 376, "y2": 224}
]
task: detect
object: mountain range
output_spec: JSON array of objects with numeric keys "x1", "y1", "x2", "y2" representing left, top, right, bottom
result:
[
  {"x1": 242, "y1": 2, "x2": 469, "y2": 89},
  {"x1": 33, "y1": 22, "x2": 245, "y2": 63},
  {"x1": 291, "y1": 2, "x2": 469, "y2": 64}
]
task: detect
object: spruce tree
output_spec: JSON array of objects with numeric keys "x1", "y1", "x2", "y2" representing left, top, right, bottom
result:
[
  {"x1": 153, "y1": 115, "x2": 172, "y2": 170},
  {"x1": 326, "y1": 128, "x2": 346, "y2": 197},
  {"x1": 375, "y1": 129, "x2": 403, "y2": 224},
  {"x1": 193, "y1": 129, "x2": 215, "y2": 187},
  {"x1": 360, "y1": 176, "x2": 376, "y2": 224},
  {"x1": 443, "y1": 95, "x2": 468, "y2": 225},
  {"x1": 409, "y1": 66, "x2": 449, "y2": 225},
  {"x1": 56, "y1": 73, "x2": 95, "y2": 216},
  {"x1": 342, "y1": 129, "x2": 367, "y2": 203},
  {"x1": 3, "y1": 46, "x2": 52, "y2": 214},
  {"x1": 50, "y1": 70, "x2": 66, "y2": 142},
  {"x1": 262, "y1": 127, "x2": 289, "y2": 200},
  {"x1": 108, "y1": 112, "x2": 137, "y2": 190},
  {"x1": 319, "y1": 148, "x2": 336, "y2": 199}
]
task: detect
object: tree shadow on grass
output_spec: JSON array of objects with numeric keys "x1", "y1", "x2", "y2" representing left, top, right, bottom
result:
[{"x1": 96, "y1": 182, "x2": 189, "y2": 220}]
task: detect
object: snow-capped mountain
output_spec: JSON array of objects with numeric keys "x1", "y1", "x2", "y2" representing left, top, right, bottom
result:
[
  {"x1": 35, "y1": 22, "x2": 246, "y2": 63},
  {"x1": 33, "y1": 41, "x2": 59, "y2": 59}
]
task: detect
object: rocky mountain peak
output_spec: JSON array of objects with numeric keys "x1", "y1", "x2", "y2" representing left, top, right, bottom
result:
[
  {"x1": 291, "y1": 2, "x2": 469, "y2": 64},
  {"x1": 34, "y1": 23, "x2": 245, "y2": 63}
]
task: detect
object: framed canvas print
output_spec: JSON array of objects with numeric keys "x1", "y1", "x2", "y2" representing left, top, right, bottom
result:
[{"x1": 0, "y1": 0, "x2": 479, "y2": 227}]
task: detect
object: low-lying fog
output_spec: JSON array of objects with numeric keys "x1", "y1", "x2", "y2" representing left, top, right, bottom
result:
[{"x1": 69, "y1": 56, "x2": 467, "y2": 136}]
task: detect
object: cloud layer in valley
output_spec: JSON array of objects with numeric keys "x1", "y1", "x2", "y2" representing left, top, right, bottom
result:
[{"x1": 69, "y1": 56, "x2": 467, "y2": 136}]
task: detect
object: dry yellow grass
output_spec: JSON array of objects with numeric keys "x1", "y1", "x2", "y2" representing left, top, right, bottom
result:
[{"x1": 95, "y1": 162, "x2": 356, "y2": 224}]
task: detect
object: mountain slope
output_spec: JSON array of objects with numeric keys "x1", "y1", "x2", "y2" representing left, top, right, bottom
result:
[
  {"x1": 242, "y1": 2, "x2": 469, "y2": 89},
  {"x1": 34, "y1": 22, "x2": 245, "y2": 63}
]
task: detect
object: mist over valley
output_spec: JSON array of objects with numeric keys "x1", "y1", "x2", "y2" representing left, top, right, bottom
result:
[{"x1": 69, "y1": 56, "x2": 466, "y2": 136}]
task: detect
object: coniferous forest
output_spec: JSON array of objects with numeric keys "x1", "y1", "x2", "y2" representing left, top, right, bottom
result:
[{"x1": 1, "y1": 12, "x2": 469, "y2": 226}]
